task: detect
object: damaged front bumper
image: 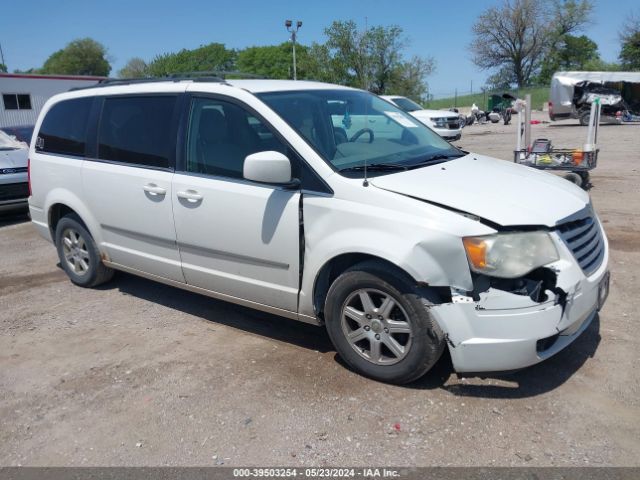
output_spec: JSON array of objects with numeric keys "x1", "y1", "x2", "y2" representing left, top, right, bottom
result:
[{"x1": 430, "y1": 229, "x2": 609, "y2": 373}]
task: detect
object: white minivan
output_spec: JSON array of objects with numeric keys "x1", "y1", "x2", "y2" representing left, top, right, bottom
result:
[{"x1": 29, "y1": 78, "x2": 609, "y2": 384}]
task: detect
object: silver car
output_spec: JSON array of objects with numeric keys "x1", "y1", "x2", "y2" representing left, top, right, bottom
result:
[{"x1": 0, "y1": 130, "x2": 29, "y2": 212}]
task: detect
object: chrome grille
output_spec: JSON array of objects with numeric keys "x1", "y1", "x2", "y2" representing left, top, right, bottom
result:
[{"x1": 557, "y1": 216, "x2": 605, "y2": 276}]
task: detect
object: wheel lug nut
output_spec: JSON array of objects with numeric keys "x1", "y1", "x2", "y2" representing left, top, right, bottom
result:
[
  {"x1": 384, "y1": 328, "x2": 389, "y2": 333},
  {"x1": 365, "y1": 314, "x2": 372, "y2": 319},
  {"x1": 375, "y1": 334, "x2": 380, "y2": 340},
  {"x1": 364, "y1": 325, "x2": 370, "y2": 331},
  {"x1": 378, "y1": 315, "x2": 383, "y2": 320}
]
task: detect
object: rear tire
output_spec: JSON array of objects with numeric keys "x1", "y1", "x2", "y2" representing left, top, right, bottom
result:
[
  {"x1": 324, "y1": 260, "x2": 445, "y2": 384},
  {"x1": 55, "y1": 213, "x2": 114, "y2": 288}
]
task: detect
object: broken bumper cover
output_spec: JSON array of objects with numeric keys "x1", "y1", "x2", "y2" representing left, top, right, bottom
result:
[{"x1": 431, "y1": 231, "x2": 609, "y2": 373}]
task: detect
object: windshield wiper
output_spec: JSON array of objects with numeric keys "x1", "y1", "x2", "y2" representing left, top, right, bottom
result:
[
  {"x1": 406, "y1": 153, "x2": 465, "y2": 169},
  {"x1": 339, "y1": 163, "x2": 409, "y2": 173}
]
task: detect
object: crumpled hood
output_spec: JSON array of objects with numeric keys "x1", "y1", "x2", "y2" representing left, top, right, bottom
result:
[
  {"x1": 370, "y1": 154, "x2": 590, "y2": 227},
  {"x1": 0, "y1": 147, "x2": 28, "y2": 169}
]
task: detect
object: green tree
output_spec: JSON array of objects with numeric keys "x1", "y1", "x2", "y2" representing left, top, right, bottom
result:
[
  {"x1": 538, "y1": 34, "x2": 599, "y2": 83},
  {"x1": 470, "y1": 0, "x2": 593, "y2": 87},
  {"x1": 0, "y1": 63, "x2": 7, "y2": 73},
  {"x1": 147, "y1": 43, "x2": 236, "y2": 76},
  {"x1": 237, "y1": 43, "x2": 312, "y2": 79},
  {"x1": 315, "y1": 20, "x2": 434, "y2": 96},
  {"x1": 582, "y1": 58, "x2": 621, "y2": 71},
  {"x1": 301, "y1": 43, "x2": 342, "y2": 83},
  {"x1": 387, "y1": 56, "x2": 435, "y2": 101},
  {"x1": 118, "y1": 57, "x2": 148, "y2": 78},
  {"x1": 41, "y1": 38, "x2": 111, "y2": 76},
  {"x1": 619, "y1": 15, "x2": 640, "y2": 69}
]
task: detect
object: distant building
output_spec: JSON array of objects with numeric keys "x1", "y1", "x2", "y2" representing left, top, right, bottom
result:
[{"x1": 0, "y1": 73, "x2": 104, "y2": 128}]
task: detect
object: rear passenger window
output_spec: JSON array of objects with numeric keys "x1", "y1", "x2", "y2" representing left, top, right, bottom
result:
[
  {"x1": 98, "y1": 96, "x2": 177, "y2": 169},
  {"x1": 36, "y1": 97, "x2": 92, "y2": 156}
]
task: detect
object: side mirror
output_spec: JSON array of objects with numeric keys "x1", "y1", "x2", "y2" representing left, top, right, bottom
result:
[{"x1": 243, "y1": 151, "x2": 299, "y2": 188}]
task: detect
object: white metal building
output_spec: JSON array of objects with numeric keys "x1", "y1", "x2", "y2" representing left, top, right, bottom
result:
[{"x1": 0, "y1": 73, "x2": 104, "y2": 128}]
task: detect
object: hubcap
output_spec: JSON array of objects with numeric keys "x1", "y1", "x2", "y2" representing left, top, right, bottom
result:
[
  {"x1": 61, "y1": 228, "x2": 90, "y2": 276},
  {"x1": 340, "y1": 288, "x2": 413, "y2": 365}
]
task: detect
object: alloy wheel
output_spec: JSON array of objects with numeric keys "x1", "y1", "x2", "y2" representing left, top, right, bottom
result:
[{"x1": 340, "y1": 288, "x2": 413, "y2": 365}]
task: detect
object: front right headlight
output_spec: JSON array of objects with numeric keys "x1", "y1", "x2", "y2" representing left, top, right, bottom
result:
[{"x1": 462, "y1": 231, "x2": 559, "y2": 278}]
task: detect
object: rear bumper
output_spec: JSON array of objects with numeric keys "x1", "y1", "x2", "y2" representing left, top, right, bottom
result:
[
  {"x1": 0, "y1": 179, "x2": 29, "y2": 213},
  {"x1": 29, "y1": 204, "x2": 52, "y2": 242},
  {"x1": 431, "y1": 228, "x2": 609, "y2": 373},
  {"x1": 0, "y1": 199, "x2": 28, "y2": 212}
]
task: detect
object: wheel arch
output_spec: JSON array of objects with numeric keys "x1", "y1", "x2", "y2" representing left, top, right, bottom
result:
[
  {"x1": 311, "y1": 252, "x2": 451, "y2": 321},
  {"x1": 44, "y1": 189, "x2": 103, "y2": 248}
]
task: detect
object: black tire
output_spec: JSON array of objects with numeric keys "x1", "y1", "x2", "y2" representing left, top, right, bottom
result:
[
  {"x1": 563, "y1": 172, "x2": 583, "y2": 187},
  {"x1": 55, "y1": 213, "x2": 114, "y2": 288},
  {"x1": 579, "y1": 111, "x2": 590, "y2": 126},
  {"x1": 324, "y1": 260, "x2": 445, "y2": 384}
]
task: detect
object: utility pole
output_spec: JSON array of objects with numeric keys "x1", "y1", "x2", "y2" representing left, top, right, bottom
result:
[{"x1": 285, "y1": 20, "x2": 302, "y2": 80}]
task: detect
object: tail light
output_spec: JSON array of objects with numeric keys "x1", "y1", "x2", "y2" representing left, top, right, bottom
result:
[
  {"x1": 548, "y1": 101, "x2": 553, "y2": 116},
  {"x1": 27, "y1": 157, "x2": 31, "y2": 197}
]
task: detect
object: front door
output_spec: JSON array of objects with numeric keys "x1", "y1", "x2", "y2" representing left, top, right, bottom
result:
[{"x1": 171, "y1": 96, "x2": 300, "y2": 312}]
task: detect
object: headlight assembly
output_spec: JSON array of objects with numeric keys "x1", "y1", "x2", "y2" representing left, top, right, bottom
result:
[{"x1": 463, "y1": 231, "x2": 559, "y2": 278}]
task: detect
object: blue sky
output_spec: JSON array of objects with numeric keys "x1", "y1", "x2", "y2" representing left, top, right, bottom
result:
[{"x1": 1, "y1": 0, "x2": 637, "y2": 96}]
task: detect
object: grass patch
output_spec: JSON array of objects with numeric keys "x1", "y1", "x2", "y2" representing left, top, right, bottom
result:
[{"x1": 425, "y1": 86, "x2": 550, "y2": 111}]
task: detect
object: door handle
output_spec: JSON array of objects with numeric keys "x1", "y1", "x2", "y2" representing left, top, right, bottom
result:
[
  {"x1": 143, "y1": 183, "x2": 166, "y2": 195},
  {"x1": 177, "y1": 190, "x2": 203, "y2": 202}
]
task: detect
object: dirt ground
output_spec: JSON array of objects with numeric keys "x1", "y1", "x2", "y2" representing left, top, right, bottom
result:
[{"x1": 1, "y1": 112, "x2": 639, "y2": 467}]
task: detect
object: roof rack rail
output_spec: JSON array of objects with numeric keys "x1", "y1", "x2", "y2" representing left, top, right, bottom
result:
[{"x1": 68, "y1": 71, "x2": 267, "y2": 91}]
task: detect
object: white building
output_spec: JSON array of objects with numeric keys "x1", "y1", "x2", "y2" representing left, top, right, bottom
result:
[{"x1": 0, "y1": 73, "x2": 104, "y2": 128}]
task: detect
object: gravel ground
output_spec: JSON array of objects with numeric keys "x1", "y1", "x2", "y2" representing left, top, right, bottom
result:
[{"x1": 1, "y1": 112, "x2": 639, "y2": 467}]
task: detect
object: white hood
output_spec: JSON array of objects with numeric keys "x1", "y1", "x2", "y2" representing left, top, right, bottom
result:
[
  {"x1": 410, "y1": 109, "x2": 458, "y2": 120},
  {"x1": 370, "y1": 154, "x2": 589, "y2": 227}
]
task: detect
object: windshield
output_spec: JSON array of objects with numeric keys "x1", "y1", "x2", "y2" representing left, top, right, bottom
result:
[
  {"x1": 390, "y1": 97, "x2": 424, "y2": 112},
  {"x1": 258, "y1": 89, "x2": 462, "y2": 176}
]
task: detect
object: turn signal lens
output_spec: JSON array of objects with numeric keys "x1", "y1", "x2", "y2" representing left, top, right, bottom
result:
[{"x1": 462, "y1": 237, "x2": 488, "y2": 269}]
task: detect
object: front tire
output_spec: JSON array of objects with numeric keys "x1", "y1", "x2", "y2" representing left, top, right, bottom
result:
[
  {"x1": 55, "y1": 213, "x2": 114, "y2": 288},
  {"x1": 324, "y1": 261, "x2": 445, "y2": 384}
]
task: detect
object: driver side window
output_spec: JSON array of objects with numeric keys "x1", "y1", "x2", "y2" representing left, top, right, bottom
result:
[{"x1": 186, "y1": 97, "x2": 288, "y2": 179}]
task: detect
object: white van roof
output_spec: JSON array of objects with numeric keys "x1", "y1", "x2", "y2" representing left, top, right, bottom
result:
[{"x1": 550, "y1": 71, "x2": 640, "y2": 107}]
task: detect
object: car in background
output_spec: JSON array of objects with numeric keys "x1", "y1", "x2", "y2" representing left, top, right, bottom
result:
[
  {"x1": 0, "y1": 130, "x2": 29, "y2": 212},
  {"x1": 381, "y1": 95, "x2": 462, "y2": 141},
  {"x1": 0, "y1": 125, "x2": 35, "y2": 146}
]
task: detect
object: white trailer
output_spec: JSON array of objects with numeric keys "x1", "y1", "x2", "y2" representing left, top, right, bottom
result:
[{"x1": 0, "y1": 73, "x2": 103, "y2": 128}]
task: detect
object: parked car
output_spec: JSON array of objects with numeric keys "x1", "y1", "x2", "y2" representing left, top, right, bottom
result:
[
  {"x1": 0, "y1": 125, "x2": 35, "y2": 146},
  {"x1": 381, "y1": 95, "x2": 462, "y2": 141},
  {"x1": 0, "y1": 130, "x2": 29, "y2": 213},
  {"x1": 29, "y1": 78, "x2": 609, "y2": 384}
]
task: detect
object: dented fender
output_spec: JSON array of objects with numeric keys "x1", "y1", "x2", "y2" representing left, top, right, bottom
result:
[{"x1": 298, "y1": 187, "x2": 494, "y2": 318}]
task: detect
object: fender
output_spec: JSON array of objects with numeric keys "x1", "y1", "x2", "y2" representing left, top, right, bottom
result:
[
  {"x1": 43, "y1": 187, "x2": 104, "y2": 250},
  {"x1": 298, "y1": 193, "x2": 492, "y2": 318}
]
